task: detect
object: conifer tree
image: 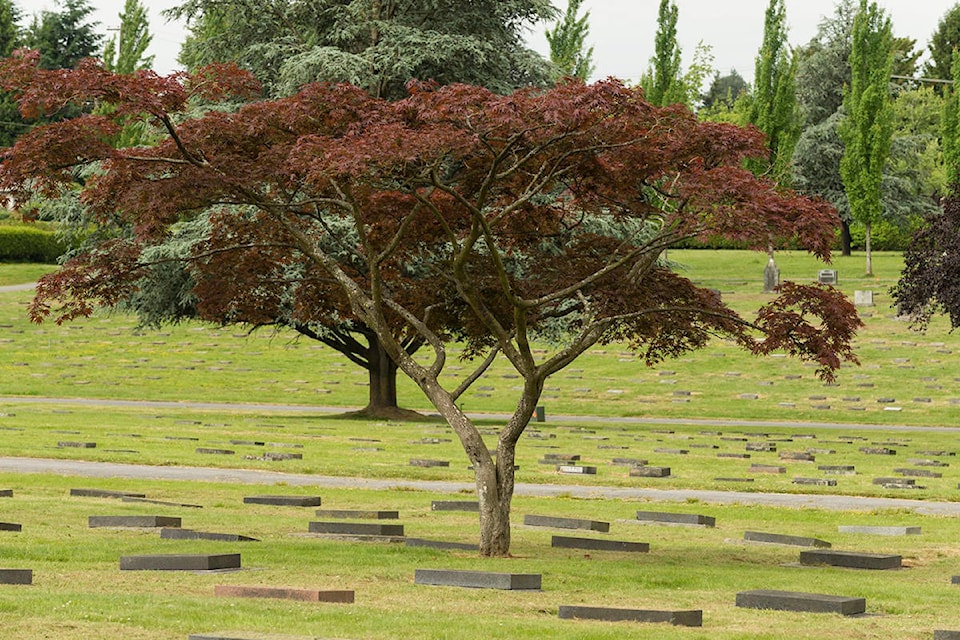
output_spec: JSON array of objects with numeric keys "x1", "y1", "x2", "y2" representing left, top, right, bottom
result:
[{"x1": 545, "y1": 0, "x2": 594, "y2": 81}]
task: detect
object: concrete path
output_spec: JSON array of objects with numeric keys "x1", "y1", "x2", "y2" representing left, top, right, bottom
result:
[{"x1": 3, "y1": 456, "x2": 960, "y2": 516}]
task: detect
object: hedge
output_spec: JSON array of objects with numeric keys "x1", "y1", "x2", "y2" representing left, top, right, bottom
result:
[{"x1": 0, "y1": 226, "x2": 66, "y2": 263}]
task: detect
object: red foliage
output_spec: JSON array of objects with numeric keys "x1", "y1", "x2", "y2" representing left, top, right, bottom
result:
[{"x1": 1, "y1": 57, "x2": 860, "y2": 379}]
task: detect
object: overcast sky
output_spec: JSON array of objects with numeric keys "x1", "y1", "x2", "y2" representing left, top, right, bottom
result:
[{"x1": 29, "y1": 1, "x2": 960, "y2": 83}]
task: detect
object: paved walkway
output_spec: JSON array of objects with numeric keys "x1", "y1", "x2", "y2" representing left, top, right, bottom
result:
[{"x1": 3, "y1": 456, "x2": 960, "y2": 516}]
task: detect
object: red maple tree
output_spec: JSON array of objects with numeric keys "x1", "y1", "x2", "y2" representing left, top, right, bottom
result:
[{"x1": 0, "y1": 50, "x2": 861, "y2": 555}]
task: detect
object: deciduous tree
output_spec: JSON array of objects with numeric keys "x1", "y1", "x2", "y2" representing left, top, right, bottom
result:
[
  {"x1": 0, "y1": 53, "x2": 862, "y2": 555},
  {"x1": 839, "y1": 0, "x2": 894, "y2": 276},
  {"x1": 103, "y1": 0, "x2": 154, "y2": 74},
  {"x1": 545, "y1": 0, "x2": 594, "y2": 81}
]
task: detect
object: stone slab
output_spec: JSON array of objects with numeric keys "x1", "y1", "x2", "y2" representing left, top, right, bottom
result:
[
  {"x1": 122, "y1": 496, "x2": 203, "y2": 509},
  {"x1": 404, "y1": 538, "x2": 479, "y2": 551},
  {"x1": 0, "y1": 569, "x2": 32, "y2": 584},
  {"x1": 735, "y1": 590, "x2": 865, "y2": 615},
  {"x1": 743, "y1": 531, "x2": 830, "y2": 548},
  {"x1": 551, "y1": 536, "x2": 649, "y2": 553},
  {"x1": 189, "y1": 633, "x2": 322, "y2": 640},
  {"x1": 243, "y1": 495, "x2": 321, "y2": 507},
  {"x1": 557, "y1": 465, "x2": 597, "y2": 475},
  {"x1": 89, "y1": 515, "x2": 182, "y2": 528},
  {"x1": 414, "y1": 568, "x2": 541, "y2": 590},
  {"x1": 0, "y1": 489, "x2": 11, "y2": 497},
  {"x1": 315, "y1": 510, "x2": 398, "y2": 520},
  {"x1": 629, "y1": 466, "x2": 671, "y2": 478},
  {"x1": 430, "y1": 501, "x2": 479, "y2": 512},
  {"x1": 934, "y1": 632, "x2": 960, "y2": 640},
  {"x1": 308, "y1": 522, "x2": 404, "y2": 536},
  {"x1": 799, "y1": 549, "x2": 901, "y2": 570},
  {"x1": 523, "y1": 514, "x2": 609, "y2": 532},
  {"x1": 214, "y1": 585, "x2": 354, "y2": 603},
  {"x1": 120, "y1": 553, "x2": 241, "y2": 571},
  {"x1": 0, "y1": 522, "x2": 22, "y2": 532},
  {"x1": 71, "y1": 488, "x2": 147, "y2": 499},
  {"x1": 409, "y1": 459, "x2": 449, "y2": 467},
  {"x1": 635, "y1": 511, "x2": 715, "y2": 527},
  {"x1": 161, "y1": 528, "x2": 259, "y2": 542},
  {"x1": 837, "y1": 525, "x2": 921, "y2": 536},
  {"x1": 558, "y1": 605, "x2": 701, "y2": 626}
]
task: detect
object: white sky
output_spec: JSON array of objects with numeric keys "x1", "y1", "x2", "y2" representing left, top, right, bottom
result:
[{"x1": 28, "y1": 0, "x2": 960, "y2": 83}]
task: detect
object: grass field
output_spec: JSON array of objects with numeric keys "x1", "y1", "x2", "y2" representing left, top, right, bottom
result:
[{"x1": 2, "y1": 250, "x2": 960, "y2": 639}]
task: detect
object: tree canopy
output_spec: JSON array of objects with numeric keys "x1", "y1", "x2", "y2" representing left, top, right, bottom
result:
[
  {"x1": 23, "y1": 0, "x2": 102, "y2": 70},
  {"x1": 0, "y1": 53, "x2": 862, "y2": 556},
  {"x1": 544, "y1": 0, "x2": 594, "y2": 81}
]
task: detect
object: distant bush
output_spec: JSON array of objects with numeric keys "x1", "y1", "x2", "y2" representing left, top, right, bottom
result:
[{"x1": 0, "y1": 226, "x2": 65, "y2": 263}]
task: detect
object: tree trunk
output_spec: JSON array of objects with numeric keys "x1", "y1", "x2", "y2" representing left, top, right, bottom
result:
[
  {"x1": 840, "y1": 220, "x2": 852, "y2": 257},
  {"x1": 475, "y1": 455, "x2": 514, "y2": 556},
  {"x1": 366, "y1": 336, "x2": 399, "y2": 411},
  {"x1": 864, "y1": 220, "x2": 873, "y2": 276}
]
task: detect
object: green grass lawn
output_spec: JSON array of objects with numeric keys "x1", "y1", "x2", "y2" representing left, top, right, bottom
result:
[{"x1": 2, "y1": 251, "x2": 960, "y2": 639}]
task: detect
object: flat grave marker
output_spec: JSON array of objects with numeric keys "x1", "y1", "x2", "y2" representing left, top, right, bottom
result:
[
  {"x1": 308, "y1": 522, "x2": 404, "y2": 537},
  {"x1": 551, "y1": 535, "x2": 649, "y2": 553},
  {"x1": 558, "y1": 605, "x2": 701, "y2": 626},
  {"x1": 0, "y1": 522, "x2": 23, "y2": 532},
  {"x1": 71, "y1": 488, "x2": 146, "y2": 499},
  {"x1": 214, "y1": 585, "x2": 354, "y2": 603},
  {"x1": 315, "y1": 509, "x2": 398, "y2": 520},
  {"x1": 799, "y1": 549, "x2": 901, "y2": 570},
  {"x1": 0, "y1": 569, "x2": 32, "y2": 584},
  {"x1": 120, "y1": 553, "x2": 241, "y2": 571},
  {"x1": 405, "y1": 538, "x2": 479, "y2": 551},
  {"x1": 89, "y1": 515, "x2": 182, "y2": 528},
  {"x1": 523, "y1": 514, "x2": 610, "y2": 532},
  {"x1": 735, "y1": 590, "x2": 865, "y2": 615},
  {"x1": 743, "y1": 531, "x2": 831, "y2": 548},
  {"x1": 414, "y1": 568, "x2": 541, "y2": 590},
  {"x1": 161, "y1": 528, "x2": 259, "y2": 542},
  {"x1": 629, "y1": 466, "x2": 671, "y2": 478},
  {"x1": 430, "y1": 501, "x2": 478, "y2": 512},
  {"x1": 635, "y1": 511, "x2": 715, "y2": 527},
  {"x1": 837, "y1": 525, "x2": 921, "y2": 536},
  {"x1": 243, "y1": 495, "x2": 321, "y2": 507}
]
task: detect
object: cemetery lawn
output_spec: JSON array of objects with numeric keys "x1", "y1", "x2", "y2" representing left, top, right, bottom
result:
[{"x1": 2, "y1": 250, "x2": 960, "y2": 638}]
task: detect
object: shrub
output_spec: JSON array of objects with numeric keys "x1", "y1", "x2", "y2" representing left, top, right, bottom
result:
[{"x1": 0, "y1": 225, "x2": 66, "y2": 263}]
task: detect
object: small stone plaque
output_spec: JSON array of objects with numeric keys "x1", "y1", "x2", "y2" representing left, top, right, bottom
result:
[
  {"x1": 89, "y1": 515, "x2": 181, "y2": 528},
  {"x1": 523, "y1": 514, "x2": 609, "y2": 532},
  {"x1": 161, "y1": 528, "x2": 259, "y2": 542},
  {"x1": 315, "y1": 509, "x2": 398, "y2": 520},
  {"x1": 120, "y1": 553, "x2": 241, "y2": 571},
  {"x1": 308, "y1": 522, "x2": 404, "y2": 536},
  {"x1": 414, "y1": 568, "x2": 540, "y2": 590},
  {"x1": 243, "y1": 495, "x2": 321, "y2": 507},
  {"x1": 71, "y1": 488, "x2": 146, "y2": 499},
  {"x1": 551, "y1": 536, "x2": 648, "y2": 553},
  {"x1": 744, "y1": 531, "x2": 830, "y2": 548},
  {"x1": 404, "y1": 538, "x2": 479, "y2": 551},
  {"x1": 558, "y1": 605, "x2": 701, "y2": 626},
  {"x1": 635, "y1": 511, "x2": 715, "y2": 527},
  {"x1": 0, "y1": 569, "x2": 32, "y2": 584},
  {"x1": 799, "y1": 549, "x2": 901, "y2": 570},
  {"x1": 837, "y1": 525, "x2": 921, "y2": 536},
  {"x1": 214, "y1": 585, "x2": 354, "y2": 603},
  {"x1": 629, "y1": 466, "x2": 671, "y2": 478},
  {"x1": 430, "y1": 501, "x2": 479, "y2": 512},
  {"x1": 736, "y1": 590, "x2": 864, "y2": 615}
]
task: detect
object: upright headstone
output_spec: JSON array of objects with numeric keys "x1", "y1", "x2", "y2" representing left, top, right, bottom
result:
[{"x1": 763, "y1": 256, "x2": 780, "y2": 293}]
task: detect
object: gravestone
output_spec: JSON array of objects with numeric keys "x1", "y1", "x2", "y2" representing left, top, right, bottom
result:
[
  {"x1": 161, "y1": 528, "x2": 259, "y2": 542},
  {"x1": 763, "y1": 257, "x2": 780, "y2": 293},
  {"x1": 523, "y1": 514, "x2": 609, "y2": 532},
  {"x1": 635, "y1": 511, "x2": 715, "y2": 527},
  {"x1": 744, "y1": 531, "x2": 830, "y2": 548},
  {"x1": 551, "y1": 536, "x2": 648, "y2": 553},
  {"x1": 315, "y1": 510, "x2": 398, "y2": 520},
  {"x1": 792, "y1": 478, "x2": 837, "y2": 487},
  {"x1": 735, "y1": 590, "x2": 864, "y2": 615},
  {"x1": 120, "y1": 553, "x2": 241, "y2": 571},
  {"x1": 934, "y1": 632, "x2": 960, "y2": 640},
  {"x1": 0, "y1": 522, "x2": 22, "y2": 532},
  {"x1": 414, "y1": 568, "x2": 540, "y2": 590},
  {"x1": 196, "y1": 448, "x2": 235, "y2": 455},
  {"x1": 89, "y1": 515, "x2": 181, "y2": 528},
  {"x1": 409, "y1": 459, "x2": 449, "y2": 468},
  {"x1": 0, "y1": 489, "x2": 11, "y2": 497},
  {"x1": 558, "y1": 605, "x2": 701, "y2": 626},
  {"x1": 0, "y1": 569, "x2": 32, "y2": 584},
  {"x1": 819, "y1": 465, "x2": 855, "y2": 475},
  {"x1": 817, "y1": 269, "x2": 838, "y2": 285},
  {"x1": 243, "y1": 495, "x2": 321, "y2": 507},
  {"x1": 70, "y1": 488, "x2": 146, "y2": 499},
  {"x1": 629, "y1": 466, "x2": 671, "y2": 478},
  {"x1": 405, "y1": 538, "x2": 479, "y2": 551},
  {"x1": 799, "y1": 549, "x2": 901, "y2": 570},
  {"x1": 750, "y1": 464, "x2": 786, "y2": 474},
  {"x1": 430, "y1": 501, "x2": 479, "y2": 512},
  {"x1": 308, "y1": 522, "x2": 404, "y2": 536},
  {"x1": 122, "y1": 497, "x2": 203, "y2": 508},
  {"x1": 853, "y1": 290, "x2": 874, "y2": 306},
  {"x1": 557, "y1": 465, "x2": 597, "y2": 475},
  {"x1": 611, "y1": 458, "x2": 648, "y2": 466},
  {"x1": 58, "y1": 441, "x2": 96, "y2": 448},
  {"x1": 214, "y1": 585, "x2": 354, "y2": 603},
  {"x1": 837, "y1": 525, "x2": 920, "y2": 536}
]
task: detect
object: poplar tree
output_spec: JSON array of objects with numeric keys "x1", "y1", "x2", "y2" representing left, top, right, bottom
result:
[
  {"x1": 839, "y1": 0, "x2": 894, "y2": 276},
  {"x1": 544, "y1": 0, "x2": 594, "y2": 81},
  {"x1": 750, "y1": 0, "x2": 800, "y2": 183},
  {"x1": 642, "y1": 0, "x2": 683, "y2": 107},
  {"x1": 103, "y1": 0, "x2": 154, "y2": 74}
]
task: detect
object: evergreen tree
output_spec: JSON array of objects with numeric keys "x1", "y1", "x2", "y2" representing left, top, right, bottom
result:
[
  {"x1": 544, "y1": 0, "x2": 594, "y2": 81},
  {"x1": 24, "y1": 0, "x2": 102, "y2": 70},
  {"x1": 839, "y1": 0, "x2": 894, "y2": 276},
  {"x1": 642, "y1": 0, "x2": 683, "y2": 106},
  {"x1": 0, "y1": 0, "x2": 24, "y2": 147},
  {"x1": 750, "y1": 0, "x2": 800, "y2": 183},
  {"x1": 701, "y1": 69, "x2": 748, "y2": 111},
  {"x1": 169, "y1": 0, "x2": 556, "y2": 98},
  {"x1": 925, "y1": 3, "x2": 960, "y2": 89},
  {"x1": 103, "y1": 0, "x2": 154, "y2": 74},
  {"x1": 942, "y1": 50, "x2": 960, "y2": 190}
]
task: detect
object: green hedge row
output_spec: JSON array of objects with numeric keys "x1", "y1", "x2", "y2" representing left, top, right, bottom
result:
[{"x1": 0, "y1": 226, "x2": 65, "y2": 263}]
